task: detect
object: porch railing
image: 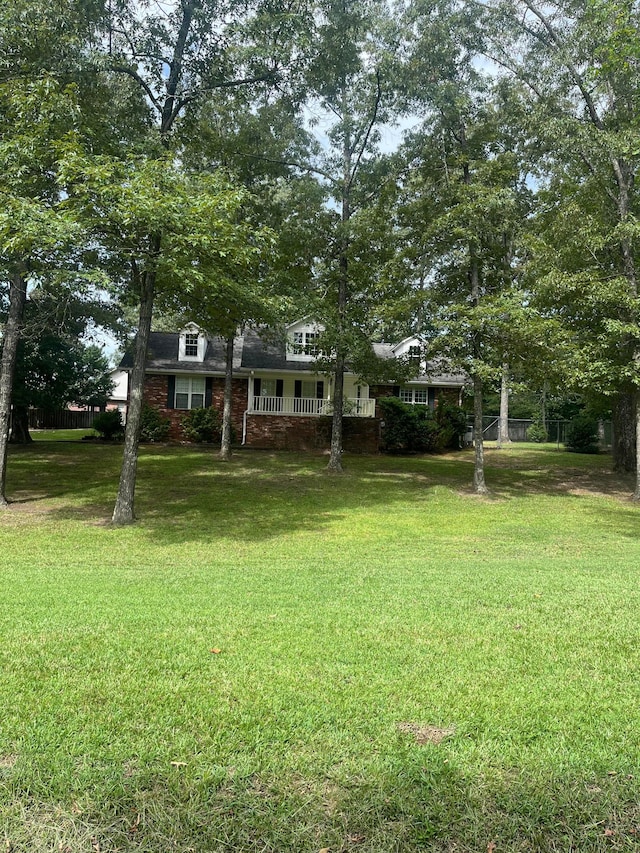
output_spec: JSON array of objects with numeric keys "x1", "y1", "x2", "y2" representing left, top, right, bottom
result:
[{"x1": 250, "y1": 396, "x2": 375, "y2": 418}]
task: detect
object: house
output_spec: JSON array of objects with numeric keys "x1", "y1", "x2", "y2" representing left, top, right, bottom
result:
[
  {"x1": 119, "y1": 320, "x2": 467, "y2": 451},
  {"x1": 107, "y1": 369, "x2": 129, "y2": 420}
]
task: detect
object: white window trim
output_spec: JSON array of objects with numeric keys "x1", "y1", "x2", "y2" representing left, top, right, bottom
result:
[
  {"x1": 399, "y1": 387, "x2": 429, "y2": 405},
  {"x1": 287, "y1": 327, "x2": 322, "y2": 361},
  {"x1": 178, "y1": 325, "x2": 207, "y2": 362},
  {"x1": 175, "y1": 376, "x2": 206, "y2": 410}
]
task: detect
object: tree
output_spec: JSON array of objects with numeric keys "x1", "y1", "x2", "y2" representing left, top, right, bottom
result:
[
  {"x1": 0, "y1": 0, "x2": 92, "y2": 505},
  {"x1": 11, "y1": 335, "x2": 113, "y2": 443},
  {"x1": 478, "y1": 0, "x2": 640, "y2": 496},
  {"x1": 85, "y1": 0, "x2": 300, "y2": 523},
  {"x1": 290, "y1": 0, "x2": 400, "y2": 472},
  {"x1": 395, "y1": 55, "x2": 538, "y2": 492}
]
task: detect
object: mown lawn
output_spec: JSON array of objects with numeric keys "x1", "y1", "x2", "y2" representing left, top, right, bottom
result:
[{"x1": 0, "y1": 441, "x2": 639, "y2": 852}]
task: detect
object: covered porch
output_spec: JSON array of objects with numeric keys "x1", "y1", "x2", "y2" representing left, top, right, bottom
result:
[{"x1": 249, "y1": 395, "x2": 376, "y2": 417}]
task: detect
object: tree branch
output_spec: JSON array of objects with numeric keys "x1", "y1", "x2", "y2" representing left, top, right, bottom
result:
[
  {"x1": 347, "y1": 69, "x2": 383, "y2": 189},
  {"x1": 110, "y1": 64, "x2": 161, "y2": 111}
]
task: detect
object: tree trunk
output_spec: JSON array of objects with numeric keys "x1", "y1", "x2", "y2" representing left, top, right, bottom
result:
[
  {"x1": 111, "y1": 261, "x2": 156, "y2": 525},
  {"x1": 496, "y1": 362, "x2": 511, "y2": 449},
  {"x1": 473, "y1": 375, "x2": 488, "y2": 495},
  {"x1": 611, "y1": 391, "x2": 636, "y2": 473},
  {"x1": 0, "y1": 268, "x2": 27, "y2": 506},
  {"x1": 327, "y1": 93, "x2": 351, "y2": 474},
  {"x1": 9, "y1": 405, "x2": 32, "y2": 445},
  {"x1": 219, "y1": 333, "x2": 234, "y2": 461},
  {"x1": 634, "y1": 388, "x2": 640, "y2": 501},
  {"x1": 327, "y1": 351, "x2": 345, "y2": 472}
]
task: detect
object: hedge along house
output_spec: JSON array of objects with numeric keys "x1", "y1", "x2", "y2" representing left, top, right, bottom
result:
[{"x1": 119, "y1": 319, "x2": 467, "y2": 451}]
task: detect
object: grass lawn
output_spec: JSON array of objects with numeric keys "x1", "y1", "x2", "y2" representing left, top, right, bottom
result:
[
  {"x1": 0, "y1": 441, "x2": 639, "y2": 852},
  {"x1": 30, "y1": 429, "x2": 96, "y2": 442}
]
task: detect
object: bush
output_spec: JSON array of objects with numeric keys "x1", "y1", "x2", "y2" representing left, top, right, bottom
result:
[
  {"x1": 140, "y1": 404, "x2": 171, "y2": 443},
  {"x1": 435, "y1": 401, "x2": 468, "y2": 449},
  {"x1": 379, "y1": 397, "x2": 467, "y2": 454},
  {"x1": 181, "y1": 406, "x2": 222, "y2": 443},
  {"x1": 92, "y1": 409, "x2": 123, "y2": 440},
  {"x1": 527, "y1": 421, "x2": 548, "y2": 443},
  {"x1": 565, "y1": 415, "x2": 599, "y2": 454}
]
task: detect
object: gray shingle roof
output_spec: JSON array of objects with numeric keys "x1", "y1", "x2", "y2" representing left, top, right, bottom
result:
[{"x1": 119, "y1": 329, "x2": 467, "y2": 386}]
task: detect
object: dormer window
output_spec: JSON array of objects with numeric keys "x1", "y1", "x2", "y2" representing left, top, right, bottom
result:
[
  {"x1": 185, "y1": 333, "x2": 199, "y2": 357},
  {"x1": 292, "y1": 331, "x2": 320, "y2": 356},
  {"x1": 287, "y1": 322, "x2": 325, "y2": 361},
  {"x1": 178, "y1": 323, "x2": 206, "y2": 362}
]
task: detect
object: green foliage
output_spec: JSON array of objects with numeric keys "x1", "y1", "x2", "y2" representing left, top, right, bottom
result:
[
  {"x1": 379, "y1": 396, "x2": 465, "y2": 453},
  {"x1": 181, "y1": 406, "x2": 222, "y2": 443},
  {"x1": 435, "y1": 400, "x2": 468, "y2": 449},
  {"x1": 92, "y1": 409, "x2": 123, "y2": 440},
  {"x1": 565, "y1": 415, "x2": 600, "y2": 454},
  {"x1": 139, "y1": 404, "x2": 170, "y2": 443},
  {"x1": 527, "y1": 420, "x2": 549, "y2": 443},
  {"x1": 13, "y1": 332, "x2": 114, "y2": 411}
]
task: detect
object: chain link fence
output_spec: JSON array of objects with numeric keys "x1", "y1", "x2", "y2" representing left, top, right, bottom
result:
[{"x1": 467, "y1": 417, "x2": 612, "y2": 447}]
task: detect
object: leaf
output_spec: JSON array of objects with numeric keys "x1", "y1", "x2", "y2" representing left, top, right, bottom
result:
[
  {"x1": 210, "y1": 648, "x2": 221, "y2": 654},
  {"x1": 487, "y1": 843, "x2": 497, "y2": 852}
]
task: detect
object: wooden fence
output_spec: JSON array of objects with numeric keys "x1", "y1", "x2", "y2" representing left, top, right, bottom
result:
[{"x1": 28, "y1": 409, "x2": 100, "y2": 430}]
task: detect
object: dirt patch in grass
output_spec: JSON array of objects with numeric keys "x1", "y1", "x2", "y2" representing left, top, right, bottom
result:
[{"x1": 397, "y1": 722, "x2": 456, "y2": 745}]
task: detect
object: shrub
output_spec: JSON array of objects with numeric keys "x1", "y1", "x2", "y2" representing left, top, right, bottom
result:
[
  {"x1": 181, "y1": 406, "x2": 222, "y2": 443},
  {"x1": 92, "y1": 409, "x2": 123, "y2": 440},
  {"x1": 140, "y1": 404, "x2": 171, "y2": 443},
  {"x1": 565, "y1": 414, "x2": 599, "y2": 454},
  {"x1": 527, "y1": 420, "x2": 548, "y2": 443},
  {"x1": 378, "y1": 397, "x2": 467, "y2": 454},
  {"x1": 435, "y1": 402, "x2": 468, "y2": 449}
]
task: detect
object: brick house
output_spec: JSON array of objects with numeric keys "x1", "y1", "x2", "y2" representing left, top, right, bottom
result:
[{"x1": 119, "y1": 320, "x2": 467, "y2": 451}]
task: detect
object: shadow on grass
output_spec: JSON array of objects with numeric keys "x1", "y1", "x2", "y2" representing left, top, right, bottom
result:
[
  {"x1": 4, "y1": 756, "x2": 639, "y2": 852},
  {"x1": 4, "y1": 442, "x2": 637, "y2": 544}
]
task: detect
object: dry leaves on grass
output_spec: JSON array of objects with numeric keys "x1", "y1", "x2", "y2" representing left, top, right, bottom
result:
[{"x1": 397, "y1": 722, "x2": 455, "y2": 745}]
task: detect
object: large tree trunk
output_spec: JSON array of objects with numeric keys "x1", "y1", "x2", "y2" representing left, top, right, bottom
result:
[
  {"x1": 473, "y1": 375, "x2": 488, "y2": 495},
  {"x1": 219, "y1": 332, "x2": 234, "y2": 461},
  {"x1": 611, "y1": 391, "x2": 636, "y2": 473},
  {"x1": 111, "y1": 262, "x2": 156, "y2": 525},
  {"x1": 328, "y1": 97, "x2": 351, "y2": 474},
  {"x1": 0, "y1": 268, "x2": 28, "y2": 507},
  {"x1": 496, "y1": 362, "x2": 511, "y2": 449},
  {"x1": 9, "y1": 405, "x2": 32, "y2": 445},
  {"x1": 634, "y1": 389, "x2": 640, "y2": 501},
  {"x1": 328, "y1": 350, "x2": 345, "y2": 472}
]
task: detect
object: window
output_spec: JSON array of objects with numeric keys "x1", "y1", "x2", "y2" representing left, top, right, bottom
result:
[
  {"x1": 178, "y1": 325, "x2": 205, "y2": 361},
  {"x1": 185, "y1": 333, "x2": 199, "y2": 357},
  {"x1": 291, "y1": 330, "x2": 320, "y2": 356},
  {"x1": 408, "y1": 345, "x2": 421, "y2": 359},
  {"x1": 253, "y1": 377, "x2": 283, "y2": 412},
  {"x1": 175, "y1": 377, "x2": 205, "y2": 409},
  {"x1": 399, "y1": 387, "x2": 428, "y2": 405}
]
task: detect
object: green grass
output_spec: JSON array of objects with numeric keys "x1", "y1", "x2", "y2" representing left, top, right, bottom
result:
[
  {"x1": 1, "y1": 442, "x2": 639, "y2": 851},
  {"x1": 30, "y1": 428, "x2": 95, "y2": 441}
]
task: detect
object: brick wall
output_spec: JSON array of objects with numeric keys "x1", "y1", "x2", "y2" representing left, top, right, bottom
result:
[
  {"x1": 244, "y1": 414, "x2": 380, "y2": 453},
  {"x1": 370, "y1": 384, "x2": 462, "y2": 417},
  {"x1": 143, "y1": 374, "x2": 249, "y2": 442},
  {"x1": 142, "y1": 374, "x2": 386, "y2": 451}
]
